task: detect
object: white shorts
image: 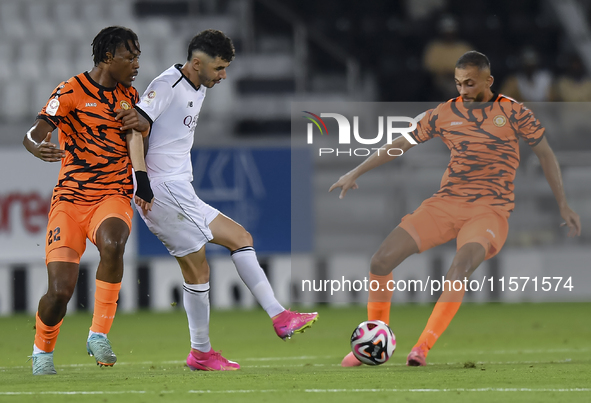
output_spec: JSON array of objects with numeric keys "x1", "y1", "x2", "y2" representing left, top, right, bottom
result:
[{"x1": 138, "y1": 180, "x2": 220, "y2": 257}]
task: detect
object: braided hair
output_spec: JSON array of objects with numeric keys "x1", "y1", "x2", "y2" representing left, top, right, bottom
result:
[{"x1": 92, "y1": 26, "x2": 140, "y2": 66}]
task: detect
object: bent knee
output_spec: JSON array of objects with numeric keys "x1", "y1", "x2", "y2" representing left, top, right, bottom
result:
[
  {"x1": 370, "y1": 253, "x2": 393, "y2": 276},
  {"x1": 99, "y1": 238, "x2": 127, "y2": 259},
  {"x1": 46, "y1": 288, "x2": 73, "y2": 306},
  {"x1": 447, "y1": 263, "x2": 473, "y2": 281},
  {"x1": 234, "y1": 230, "x2": 253, "y2": 249}
]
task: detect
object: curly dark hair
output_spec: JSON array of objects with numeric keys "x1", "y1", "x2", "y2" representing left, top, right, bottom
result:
[
  {"x1": 187, "y1": 29, "x2": 235, "y2": 62},
  {"x1": 456, "y1": 51, "x2": 490, "y2": 71},
  {"x1": 92, "y1": 26, "x2": 140, "y2": 66}
]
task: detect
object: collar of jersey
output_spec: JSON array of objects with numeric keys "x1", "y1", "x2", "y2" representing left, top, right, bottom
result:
[
  {"x1": 454, "y1": 92, "x2": 499, "y2": 110},
  {"x1": 83, "y1": 71, "x2": 118, "y2": 91},
  {"x1": 174, "y1": 64, "x2": 201, "y2": 91}
]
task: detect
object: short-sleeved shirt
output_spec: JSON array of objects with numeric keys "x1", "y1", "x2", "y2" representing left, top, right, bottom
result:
[
  {"x1": 136, "y1": 64, "x2": 207, "y2": 187},
  {"x1": 38, "y1": 72, "x2": 139, "y2": 206},
  {"x1": 409, "y1": 94, "x2": 545, "y2": 216}
]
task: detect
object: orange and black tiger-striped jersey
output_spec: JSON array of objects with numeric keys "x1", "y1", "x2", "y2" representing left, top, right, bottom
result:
[
  {"x1": 409, "y1": 94, "x2": 545, "y2": 217},
  {"x1": 38, "y1": 72, "x2": 139, "y2": 206}
]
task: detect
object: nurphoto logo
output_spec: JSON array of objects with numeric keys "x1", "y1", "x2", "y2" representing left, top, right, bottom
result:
[{"x1": 303, "y1": 111, "x2": 417, "y2": 157}]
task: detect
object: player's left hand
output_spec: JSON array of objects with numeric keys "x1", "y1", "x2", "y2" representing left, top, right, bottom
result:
[
  {"x1": 559, "y1": 205, "x2": 581, "y2": 237},
  {"x1": 116, "y1": 108, "x2": 150, "y2": 133}
]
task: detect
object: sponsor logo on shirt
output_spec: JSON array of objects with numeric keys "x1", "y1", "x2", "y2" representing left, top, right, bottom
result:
[{"x1": 183, "y1": 114, "x2": 199, "y2": 130}]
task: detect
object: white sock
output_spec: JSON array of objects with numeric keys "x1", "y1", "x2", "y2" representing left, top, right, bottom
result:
[
  {"x1": 88, "y1": 330, "x2": 107, "y2": 340},
  {"x1": 33, "y1": 345, "x2": 45, "y2": 355},
  {"x1": 183, "y1": 282, "x2": 211, "y2": 353},
  {"x1": 231, "y1": 247, "x2": 285, "y2": 318}
]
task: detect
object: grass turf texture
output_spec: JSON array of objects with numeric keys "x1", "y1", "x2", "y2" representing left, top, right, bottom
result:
[{"x1": 0, "y1": 303, "x2": 590, "y2": 403}]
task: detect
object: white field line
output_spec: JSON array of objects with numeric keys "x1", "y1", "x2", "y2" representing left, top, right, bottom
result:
[
  {"x1": 189, "y1": 388, "x2": 591, "y2": 393},
  {"x1": 0, "y1": 391, "x2": 147, "y2": 395},
  {"x1": 2, "y1": 388, "x2": 590, "y2": 396},
  {"x1": 241, "y1": 355, "x2": 334, "y2": 361},
  {"x1": 435, "y1": 347, "x2": 591, "y2": 356}
]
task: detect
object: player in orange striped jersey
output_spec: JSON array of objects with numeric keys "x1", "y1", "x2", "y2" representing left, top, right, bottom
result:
[
  {"x1": 23, "y1": 26, "x2": 153, "y2": 375},
  {"x1": 330, "y1": 51, "x2": 581, "y2": 367}
]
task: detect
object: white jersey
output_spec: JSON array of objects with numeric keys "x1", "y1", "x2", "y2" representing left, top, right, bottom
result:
[{"x1": 136, "y1": 64, "x2": 206, "y2": 186}]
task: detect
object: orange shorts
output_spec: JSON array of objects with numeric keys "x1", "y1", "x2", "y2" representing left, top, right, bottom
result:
[
  {"x1": 399, "y1": 197, "x2": 508, "y2": 260},
  {"x1": 46, "y1": 196, "x2": 133, "y2": 264}
]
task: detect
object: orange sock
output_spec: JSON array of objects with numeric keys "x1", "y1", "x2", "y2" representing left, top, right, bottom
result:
[
  {"x1": 367, "y1": 272, "x2": 393, "y2": 324},
  {"x1": 34, "y1": 312, "x2": 63, "y2": 353},
  {"x1": 414, "y1": 289, "x2": 465, "y2": 356},
  {"x1": 90, "y1": 280, "x2": 121, "y2": 334}
]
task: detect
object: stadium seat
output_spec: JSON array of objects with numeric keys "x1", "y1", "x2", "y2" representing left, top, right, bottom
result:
[
  {"x1": 46, "y1": 42, "x2": 75, "y2": 83},
  {"x1": 1, "y1": 79, "x2": 30, "y2": 122},
  {"x1": 0, "y1": 42, "x2": 13, "y2": 81},
  {"x1": 80, "y1": 0, "x2": 106, "y2": 21},
  {"x1": 0, "y1": 1, "x2": 27, "y2": 41},
  {"x1": 54, "y1": 0, "x2": 86, "y2": 40},
  {"x1": 14, "y1": 42, "x2": 43, "y2": 81},
  {"x1": 25, "y1": 1, "x2": 57, "y2": 40},
  {"x1": 105, "y1": 0, "x2": 133, "y2": 25},
  {"x1": 135, "y1": 18, "x2": 174, "y2": 42}
]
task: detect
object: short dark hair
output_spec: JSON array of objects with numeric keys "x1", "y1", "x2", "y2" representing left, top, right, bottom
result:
[
  {"x1": 456, "y1": 51, "x2": 490, "y2": 71},
  {"x1": 187, "y1": 29, "x2": 235, "y2": 62},
  {"x1": 92, "y1": 26, "x2": 140, "y2": 66}
]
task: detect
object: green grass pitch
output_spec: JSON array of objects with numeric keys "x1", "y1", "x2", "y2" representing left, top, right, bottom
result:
[{"x1": 1, "y1": 303, "x2": 590, "y2": 402}]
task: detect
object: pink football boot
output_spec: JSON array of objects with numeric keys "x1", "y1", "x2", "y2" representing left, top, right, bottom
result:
[{"x1": 272, "y1": 310, "x2": 319, "y2": 340}]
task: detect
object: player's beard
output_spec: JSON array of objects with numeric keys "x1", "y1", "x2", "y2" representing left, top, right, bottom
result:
[
  {"x1": 474, "y1": 91, "x2": 486, "y2": 102},
  {"x1": 463, "y1": 90, "x2": 487, "y2": 106},
  {"x1": 200, "y1": 73, "x2": 216, "y2": 88}
]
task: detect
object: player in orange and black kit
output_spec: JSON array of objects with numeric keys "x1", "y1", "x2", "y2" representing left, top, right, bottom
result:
[
  {"x1": 23, "y1": 26, "x2": 153, "y2": 375},
  {"x1": 330, "y1": 51, "x2": 582, "y2": 367}
]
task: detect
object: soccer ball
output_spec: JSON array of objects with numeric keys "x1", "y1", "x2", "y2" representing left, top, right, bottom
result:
[{"x1": 350, "y1": 320, "x2": 396, "y2": 365}]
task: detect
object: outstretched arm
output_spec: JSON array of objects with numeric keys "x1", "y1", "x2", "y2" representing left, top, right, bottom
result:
[
  {"x1": 329, "y1": 136, "x2": 416, "y2": 199},
  {"x1": 531, "y1": 137, "x2": 581, "y2": 237}
]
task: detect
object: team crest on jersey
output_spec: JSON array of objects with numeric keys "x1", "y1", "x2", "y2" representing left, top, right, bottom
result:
[
  {"x1": 493, "y1": 115, "x2": 507, "y2": 127},
  {"x1": 120, "y1": 100, "x2": 131, "y2": 110},
  {"x1": 46, "y1": 98, "x2": 60, "y2": 116}
]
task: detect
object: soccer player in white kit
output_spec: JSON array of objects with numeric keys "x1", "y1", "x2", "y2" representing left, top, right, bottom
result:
[{"x1": 135, "y1": 30, "x2": 318, "y2": 371}]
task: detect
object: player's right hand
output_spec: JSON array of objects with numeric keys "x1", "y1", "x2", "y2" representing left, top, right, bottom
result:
[
  {"x1": 559, "y1": 205, "x2": 582, "y2": 237},
  {"x1": 35, "y1": 132, "x2": 65, "y2": 162},
  {"x1": 329, "y1": 172, "x2": 359, "y2": 199}
]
